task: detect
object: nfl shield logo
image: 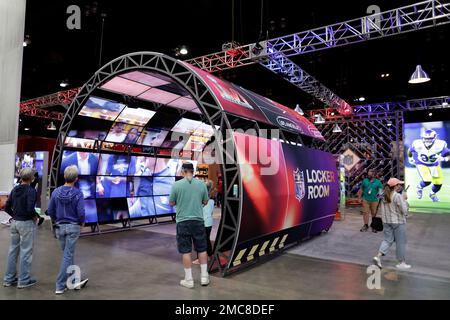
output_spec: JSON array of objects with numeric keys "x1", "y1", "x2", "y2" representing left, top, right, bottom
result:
[
  {"x1": 343, "y1": 155, "x2": 354, "y2": 167},
  {"x1": 294, "y1": 168, "x2": 305, "y2": 201}
]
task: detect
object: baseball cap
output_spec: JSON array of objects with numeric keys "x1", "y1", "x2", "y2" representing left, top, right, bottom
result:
[
  {"x1": 387, "y1": 178, "x2": 404, "y2": 187},
  {"x1": 181, "y1": 162, "x2": 194, "y2": 171}
]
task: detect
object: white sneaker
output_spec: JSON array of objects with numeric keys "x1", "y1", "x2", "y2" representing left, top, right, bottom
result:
[
  {"x1": 373, "y1": 256, "x2": 382, "y2": 269},
  {"x1": 200, "y1": 275, "x2": 210, "y2": 286},
  {"x1": 396, "y1": 262, "x2": 412, "y2": 270},
  {"x1": 180, "y1": 279, "x2": 194, "y2": 289},
  {"x1": 55, "y1": 288, "x2": 67, "y2": 295}
]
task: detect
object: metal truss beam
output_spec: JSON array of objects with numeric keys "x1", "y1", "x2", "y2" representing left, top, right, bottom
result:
[
  {"x1": 19, "y1": 88, "x2": 80, "y2": 120},
  {"x1": 259, "y1": 48, "x2": 351, "y2": 113},
  {"x1": 186, "y1": 0, "x2": 450, "y2": 72},
  {"x1": 307, "y1": 96, "x2": 450, "y2": 120}
]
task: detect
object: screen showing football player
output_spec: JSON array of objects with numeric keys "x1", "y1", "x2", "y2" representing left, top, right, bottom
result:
[{"x1": 408, "y1": 129, "x2": 450, "y2": 202}]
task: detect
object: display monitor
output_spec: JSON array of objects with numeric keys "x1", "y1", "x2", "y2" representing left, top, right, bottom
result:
[
  {"x1": 167, "y1": 96, "x2": 199, "y2": 113},
  {"x1": 105, "y1": 123, "x2": 143, "y2": 144},
  {"x1": 171, "y1": 118, "x2": 202, "y2": 135},
  {"x1": 127, "y1": 177, "x2": 154, "y2": 197},
  {"x1": 79, "y1": 96, "x2": 126, "y2": 121},
  {"x1": 96, "y1": 198, "x2": 129, "y2": 222},
  {"x1": 154, "y1": 196, "x2": 175, "y2": 215},
  {"x1": 60, "y1": 151, "x2": 99, "y2": 176},
  {"x1": 138, "y1": 87, "x2": 180, "y2": 105},
  {"x1": 184, "y1": 135, "x2": 210, "y2": 152},
  {"x1": 404, "y1": 120, "x2": 450, "y2": 213},
  {"x1": 129, "y1": 156, "x2": 156, "y2": 176},
  {"x1": 116, "y1": 107, "x2": 156, "y2": 126},
  {"x1": 84, "y1": 199, "x2": 98, "y2": 224},
  {"x1": 137, "y1": 128, "x2": 169, "y2": 147},
  {"x1": 76, "y1": 176, "x2": 96, "y2": 199},
  {"x1": 97, "y1": 154, "x2": 132, "y2": 176},
  {"x1": 64, "y1": 137, "x2": 96, "y2": 149},
  {"x1": 153, "y1": 176, "x2": 175, "y2": 196},
  {"x1": 101, "y1": 77, "x2": 150, "y2": 97},
  {"x1": 96, "y1": 176, "x2": 127, "y2": 198},
  {"x1": 120, "y1": 70, "x2": 171, "y2": 87},
  {"x1": 67, "y1": 116, "x2": 112, "y2": 141},
  {"x1": 160, "y1": 133, "x2": 189, "y2": 150},
  {"x1": 154, "y1": 158, "x2": 179, "y2": 176},
  {"x1": 127, "y1": 197, "x2": 156, "y2": 218}
]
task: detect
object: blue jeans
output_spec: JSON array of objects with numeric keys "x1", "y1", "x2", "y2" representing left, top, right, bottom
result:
[
  {"x1": 4, "y1": 220, "x2": 36, "y2": 285},
  {"x1": 379, "y1": 223, "x2": 407, "y2": 262},
  {"x1": 55, "y1": 224, "x2": 81, "y2": 290}
]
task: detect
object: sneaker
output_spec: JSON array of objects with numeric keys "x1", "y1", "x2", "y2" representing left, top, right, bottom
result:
[
  {"x1": 360, "y1": 225, "x2": 369, "y2": 232},
  {"x1": 417, "y1": 186, "x2": 423, "y2": 199},
  {"x1": 55, "y1": 288, "x2": 67, "y2": 295},
  {"x1": 430, "y1": 193, "x2": 440, "y2": 202},
  {"x1": 373, "y1": 256, "x2": 382, "y2": 269},
  {"x1": 180, "y1": 279, "x2": 194, "y2": 289},
  {"x1": 17, "y1": 279, "x2": 37, "y2": 289},
  {"x1": 38, "y1": 217, "x2": 45, "y2": 226},
  {"x1": 200, "y1": 275, "x2": 210, "y2": 286},
  {"x1": 3, "y1": 278, "x2": 18, "y2": 287},
  {"x1": 73, "y1": 278, "x2": 89, "y2": 290},
  {"x1": 396, "y1": 262, "x2": 412, "y2": 270}
]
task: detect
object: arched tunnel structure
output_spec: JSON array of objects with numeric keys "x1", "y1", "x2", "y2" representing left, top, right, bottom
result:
[{"x1": 50, "y1": 52, "x2": 339, "y2": 276}]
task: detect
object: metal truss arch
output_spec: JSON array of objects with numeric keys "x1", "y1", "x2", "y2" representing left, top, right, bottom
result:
[{"x1": 49, "y1": 52, "x2": 244, "y2": 276}]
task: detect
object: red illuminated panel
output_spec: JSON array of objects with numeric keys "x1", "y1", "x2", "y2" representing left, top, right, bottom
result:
[
  {"x1": 101, "y1": 77, "x2": 149, "y2": 96},
  {"x1": 233, "y1": 132, "x2": 290, "y2": 241},
  {"x1": 138, "y1": 88, "x2": 180, "y2": 104},
  {"x1": 182, "y1": 62, "x2": 270, "y2": 124},
  {"x1": 120, "y1": 71, "x2": 171, "y2": 87},
  {"x1": 167, "y1": 96, "x2": 198, "y2": 112}
]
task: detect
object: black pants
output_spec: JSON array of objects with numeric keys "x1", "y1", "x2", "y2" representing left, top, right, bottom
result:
[{"x1": 205, "y1": 226, "x2": 213, "y2": 257}]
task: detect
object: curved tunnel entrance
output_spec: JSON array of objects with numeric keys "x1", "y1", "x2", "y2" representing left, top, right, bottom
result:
[{"x1": 50, "y1": 52, "x2": 339, "y2": 276}]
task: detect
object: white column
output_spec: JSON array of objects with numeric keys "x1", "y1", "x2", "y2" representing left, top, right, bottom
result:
[{"x1": 0, "y1": 0, "x2": 26, "y2": 193}]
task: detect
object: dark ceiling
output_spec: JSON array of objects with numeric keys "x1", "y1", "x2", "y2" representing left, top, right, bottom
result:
[{"x1": 20, "y1": 0, "x2": 450, "y2": 136}]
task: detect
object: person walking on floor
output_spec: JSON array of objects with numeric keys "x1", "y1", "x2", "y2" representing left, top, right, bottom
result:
[
  {"x1": 193, "y1": 180, "x2": 216, "y2": 265},
  {"x1": 47, "y1": 165, "x2": 89, "y2": 294},
  {"x1": 358, "y1": 169, "x2": 383, "y2": 232},
  {"x1": 3, "y1": 168, "x2": 38, "y2": 289},
  {"x1": 169, "y1": 162, "x2": 210, "y2": 289},
  {"x1": 372, "y1": 178, "x2": 411, "y2": 270}
]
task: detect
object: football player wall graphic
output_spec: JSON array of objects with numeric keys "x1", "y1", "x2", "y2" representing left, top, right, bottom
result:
[{"x1": 408, "y1": 129, "x2": 450, "y2": 202}]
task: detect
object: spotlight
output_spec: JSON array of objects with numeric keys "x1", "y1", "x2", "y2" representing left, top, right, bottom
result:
[
  {"x1": 294, "y1": 104, "x2": 304, "y2": 116},
  {"x1": 24, "y1": 128, "x2": 30, "y2": 131},
  {"x1": 252, "y1": 42, "x2": 264, "y2": 55},
  {"x1": 23, "y1": 35, "x2": 31, "y2": 47},
  {"x1": 331, "y1": 112, "x2": 335, "y2": 116},
  {"x1": 443, "y1": 102, "x2": 449, "y2": 108},
  {"x1": 429, "y1": 112, "x2": 433, "y2": 117},
  {"x1": 60, "y1": 80, "x2": 69, "y2": 88},
  {"x1": 179, "y1": 46, "x2": 188, "y2": 55},
  {"x1": 358, "y1": 97, "x2": 366, "y2": 102},
  {"x1": 387, "y1": 120, "x2": 393, "y2": 126}
]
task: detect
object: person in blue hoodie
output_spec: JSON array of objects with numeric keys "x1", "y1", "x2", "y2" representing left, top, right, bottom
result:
[
  {"x1": 47, "y1": 165, "x2": 89, "y2": 295},
  {"x1": 3, "y1": 168, "x2": 38, "y2": 289}
]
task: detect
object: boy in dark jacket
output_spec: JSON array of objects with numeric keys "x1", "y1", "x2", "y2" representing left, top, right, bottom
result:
[
  {"x1": 48, "y1": 165, "x2": 88, "y2": 294},
  {"x1": 3, "y1": 168, "x2": 38, "y2": 289}
]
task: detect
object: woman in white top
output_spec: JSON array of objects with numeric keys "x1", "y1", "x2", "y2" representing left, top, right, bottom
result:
[{"x1": 373, "y1": 178, "x2": 411, "y2": 270}]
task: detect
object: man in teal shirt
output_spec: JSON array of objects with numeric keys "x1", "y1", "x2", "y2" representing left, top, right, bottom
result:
[
  {"x1": 358, "y1": 169, "x2": 383, "y2": 232},
  {"x1": 169, "y1": 162, "x2": 209, "y2": 289}
]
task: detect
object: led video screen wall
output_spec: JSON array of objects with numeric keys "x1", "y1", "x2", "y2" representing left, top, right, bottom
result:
[
  {"x1": 404, "y1": 120, "x2": 450, "y2": 214},
  {"x1": 232, "y1": 132, "x2": 339, "y2": 252},
  {"x1": 58, "y1": 90, "x2": 208, "y2": 225}
]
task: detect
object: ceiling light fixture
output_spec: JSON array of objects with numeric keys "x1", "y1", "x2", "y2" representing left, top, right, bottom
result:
[
  {"x1": 179, "y1": 46, "x2": 188, "y2": 55},
  {"x1": 23, "y1": 35, "x2": 31, "y2": 47},
  {"x1": 60, "y1": 80, "x2": 69, "y2": 88},
  {"x1": 314, "y1": 114, "x2": 325, "y2": 124},
  {"x1": 429, "y1": 112, "x2": 433, "y2": 117},
  {"x1": 294, "y1": 104, "x2": 304, "y2": 116},
  {"x1": 47, "y1": 122, "x2": 57, "y2": 131},
  {"x1": 409, "y1": 65, "x2": 431, "y2": 84},
  {"x1": 358, "y1": 97, "x2": 366, "y2": 102},
  {"x1": 332, "y1": 124, "x2": 342, "y2": 133}
]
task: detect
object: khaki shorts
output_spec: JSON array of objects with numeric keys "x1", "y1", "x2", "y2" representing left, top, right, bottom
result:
[{"x1": 362, "y1": 200, "x2": 378, "y2": 216}]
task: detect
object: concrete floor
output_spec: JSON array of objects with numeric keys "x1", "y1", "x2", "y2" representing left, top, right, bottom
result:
[{"x1": 1, "y1": 209, "x2": 449, "y2": 300}]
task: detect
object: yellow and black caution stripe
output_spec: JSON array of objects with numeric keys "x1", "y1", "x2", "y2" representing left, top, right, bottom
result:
[{"x1": 232, "y1": 234, "x2": 289, "y2": 267}]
